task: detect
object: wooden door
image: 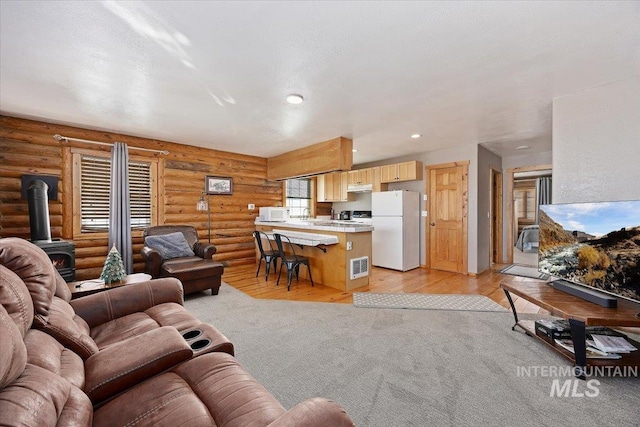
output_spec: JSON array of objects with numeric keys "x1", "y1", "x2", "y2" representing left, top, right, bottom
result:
[
  {"x1": 490, "y1": 169, "x2": 503, "y2": 264},
  {"x1": 427, "y1": 163, "x2": 468, "y2": 273}
]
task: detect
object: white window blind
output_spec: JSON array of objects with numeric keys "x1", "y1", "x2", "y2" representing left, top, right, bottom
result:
[
  {"x1": 80, "y1": 155, "x2": 152, "y2": 232},
  {"x1": 285, "y1": 178, "x2": 311, "y2": 218}
]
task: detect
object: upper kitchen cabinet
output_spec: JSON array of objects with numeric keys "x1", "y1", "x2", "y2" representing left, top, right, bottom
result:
[
  {"x1": 380, "y1": 161, "x2": 423, "y2": 183},
  {"x1": 347, "y1": 168, "x2": 372, "y2": 185},
  {"x1": 346, "y1": 167, "x2": 387, "y2": 192},
  {"x1": 317, "y1": 172, "x2": 354, "y2": 202}
]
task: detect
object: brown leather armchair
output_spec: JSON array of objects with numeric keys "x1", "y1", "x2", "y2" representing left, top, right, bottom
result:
[{"x1": 142, "y1": 225, "x2": 224, "y2": 295}]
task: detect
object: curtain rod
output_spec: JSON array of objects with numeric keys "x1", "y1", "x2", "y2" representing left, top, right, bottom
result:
[{"x1": 53, "y1": 134, "x2": 169, "y2": 155}]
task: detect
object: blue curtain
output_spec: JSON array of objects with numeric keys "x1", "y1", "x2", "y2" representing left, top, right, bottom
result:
[
  {"x1": 535, "y1": 176, "x2": 552, "y2": 224},
  {"x1": 108, "y1": 142, "x2": 133, "y2": 274}
]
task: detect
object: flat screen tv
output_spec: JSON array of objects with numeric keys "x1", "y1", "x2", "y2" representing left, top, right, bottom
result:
[{"x1": 538, "y1": 200, "x2": 640, "y2": 306}]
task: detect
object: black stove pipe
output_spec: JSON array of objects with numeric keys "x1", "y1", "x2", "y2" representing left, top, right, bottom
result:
[{"x1": 27, "y1": 180, "x2": 52, "y2": 242}]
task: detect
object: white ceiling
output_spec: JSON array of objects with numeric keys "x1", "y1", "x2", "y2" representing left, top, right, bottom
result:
[{"x1": 1, "y1": 1, "x2": 638, "y2": 164}]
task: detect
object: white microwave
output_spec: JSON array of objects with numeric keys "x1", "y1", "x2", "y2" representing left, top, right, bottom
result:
[{"x1": 259, "y1": 207, "x2": 290, "y2": 222}]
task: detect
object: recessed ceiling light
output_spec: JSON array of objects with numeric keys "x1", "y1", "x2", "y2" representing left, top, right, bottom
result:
[
  {"x1": 516, "y1": 145, "x2": 530, "y2": 150},
  {"x1": 352, "y1": 149, "x2": 358, "y2": 153},
  {"x1": 411, "y1": 134, "x2": 422, "y2": 139},
  {"x1": 286, "y1": 94, "x2": 304, "y2": 104}
]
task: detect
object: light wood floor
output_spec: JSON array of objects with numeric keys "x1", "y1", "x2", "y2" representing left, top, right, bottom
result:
[{"x1": 223, "y1": 263, "x2": 547, "y2": 315}]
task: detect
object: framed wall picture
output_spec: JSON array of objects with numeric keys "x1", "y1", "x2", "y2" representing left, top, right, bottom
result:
[{"x1": 205, "y1": 176, "x2": 233, "y2": 195}]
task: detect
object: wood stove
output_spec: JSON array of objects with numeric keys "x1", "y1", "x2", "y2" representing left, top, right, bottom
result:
[
  {"x1": 33, "y1": 239, "x2": 76, "y2": 282},
  {"x1": 25, "y1": 177, "x2": 76, "y2": 282}
]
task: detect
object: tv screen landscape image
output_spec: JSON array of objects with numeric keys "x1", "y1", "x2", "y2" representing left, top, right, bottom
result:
[{"x1": 538, "y1": 200, "x2": 640, "y2": 304}]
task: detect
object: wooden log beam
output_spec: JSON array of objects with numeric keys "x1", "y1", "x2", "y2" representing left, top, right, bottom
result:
[{"x1": 267, "y1": 137, "x2": 352, "y2": 180}]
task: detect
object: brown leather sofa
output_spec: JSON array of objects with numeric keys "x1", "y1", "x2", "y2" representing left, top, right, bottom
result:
[
  {"x1": 142, "y1": 225, "x2": 224, "y2": 295},
  {"x1": 0, "y1": 237, "x2": 354, "y2": 426}
]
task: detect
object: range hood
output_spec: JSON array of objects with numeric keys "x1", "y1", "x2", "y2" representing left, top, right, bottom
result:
[{"x1": 347, "y1": 183, "x2": 373, "y2": 193}]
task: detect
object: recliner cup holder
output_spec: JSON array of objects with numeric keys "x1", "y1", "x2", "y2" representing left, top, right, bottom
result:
[
  {"x1": 190, "y1": 339, "x2": 211, "y2": 351},
  {"x1": 182, "y1": 329, "x2": 203, "y2": 340}
]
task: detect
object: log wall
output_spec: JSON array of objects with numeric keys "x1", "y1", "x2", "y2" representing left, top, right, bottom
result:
[{"x1": 0, "y1": 115, "x2": 282, "y2": 280}]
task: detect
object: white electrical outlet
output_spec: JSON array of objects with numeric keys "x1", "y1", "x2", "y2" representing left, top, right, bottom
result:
[
  {"x1": 421, "y1": 210, "x2": 428, "y2": 217},
  {"x1": 423, "y1": 194, "x2": 428, "y2": 201},
  {"x1": 248, "y1": 203, "x2": 255, "y2": 210},
  {"x1": 346, "y1": 241, "x2": 353, "y2": 250}
]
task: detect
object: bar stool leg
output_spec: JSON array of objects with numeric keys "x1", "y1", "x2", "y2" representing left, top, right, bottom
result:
[
  {"x1": 307, "y1": 262, "x2": 314, "y2": 287},
  {"x1": 287, "y1": 266, "x2": 294, "y2": 291},
  {"x1": 256, "y1": 257, "x2": 263, "y2": 277}
]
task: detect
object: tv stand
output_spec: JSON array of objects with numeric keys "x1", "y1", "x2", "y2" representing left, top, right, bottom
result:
[
  {"x1": 551, "y1": 279, "x2": 617, "y2": 308},
  {"x1": 500, "y1": 277, "x2": 640, "y2": 379}
]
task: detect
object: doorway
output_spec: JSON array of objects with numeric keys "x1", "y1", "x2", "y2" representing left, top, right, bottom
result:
[
  {"x1": 506, "y1": 165, "x2": 552, "y2": 265},
  {"x1": 490, "y1": 168, "x2": 503, "y2": 265},
  {"x1": 425, "y1": 161, "x2": 469, "y2": 274}
]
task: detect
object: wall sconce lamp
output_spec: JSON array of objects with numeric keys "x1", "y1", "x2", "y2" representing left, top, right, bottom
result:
[{"x1": 196, "y1": 192, "x2": 211, "y2": 243}]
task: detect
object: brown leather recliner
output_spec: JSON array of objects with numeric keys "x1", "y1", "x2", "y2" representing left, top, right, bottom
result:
[
  {"x1": 0, "y1": 237, "x2": 234, "y2": 358},
  {"x1": 0, "y1": 237, "x2": 355, "y2": 427},
  {"x1": 142, "y1": 225, "x2": 224, "y2": 295}
]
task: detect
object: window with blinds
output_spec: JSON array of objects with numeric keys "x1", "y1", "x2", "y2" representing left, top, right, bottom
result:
[
  {"x1": 285, "y1": 178, "x2": 311, "y2": 218},
  {"x1": 79, "y1": 155, "x2": 152, "y2": 232}
]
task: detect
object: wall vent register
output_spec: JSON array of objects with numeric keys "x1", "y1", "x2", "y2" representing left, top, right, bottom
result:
[{"x1": 350, "y1": 256, "x2": 369, "y2": 279}]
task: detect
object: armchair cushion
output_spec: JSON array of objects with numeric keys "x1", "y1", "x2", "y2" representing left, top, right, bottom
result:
[
  {"x1": 84, "y1": 327, "x2": 193, "y2": 404},
  {"x1": 144, "y1": 232, "x2": 195, "y2": 260},
  {"x1": 70, "y1": 278, "x2": 185, "y2": 329},
  {"x1": 0, "y1": 237, "x2": 57, "y2": 323}
]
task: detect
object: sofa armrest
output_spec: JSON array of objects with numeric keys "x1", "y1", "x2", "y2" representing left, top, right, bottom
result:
[
  {"x1": 84, "y1": 326, "x2": 193, "y2": 404},
  {"x1": 267, "y1": 398, "x2": 355, "y2": 427},
  {"x1": 70, "y1": 278, "x2": 184, "y2": 328},
  {"x1": 193, "y1": 242, "x2": 217, "y2": 259},
  {"x1": 141, "y1": 246, "x2": 162, "y2": 277}
]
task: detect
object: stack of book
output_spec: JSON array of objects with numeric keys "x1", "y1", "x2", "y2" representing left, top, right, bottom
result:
[
  {"x1": 588, "y1": 334, "x2": 638, "y2": 355},
  {"x1": 535, "y1": 318, "x2": 638, "y2": 359}
]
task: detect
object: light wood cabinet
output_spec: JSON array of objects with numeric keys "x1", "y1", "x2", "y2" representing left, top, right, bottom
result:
[
  {"x1": 371, "y1": 167, "x2": 387, "y2": 192},
  {"x1": 347, "y1": 168, "x2": 373, "y2": 185},
  {"x1": 380, "y1": 161, "x2": 423, "y2": 183},
  {"x1": 317, "y1": 172, "x2": 353, "y2": 202}
]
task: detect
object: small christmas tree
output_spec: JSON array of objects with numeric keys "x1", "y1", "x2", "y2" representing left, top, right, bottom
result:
[{"x1": 100, "y1": 245, "x2": 126, "y2": 285}]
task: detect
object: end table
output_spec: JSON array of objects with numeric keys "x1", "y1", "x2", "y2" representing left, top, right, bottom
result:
[{"x1": 67, "y1": 273, "x2": 152, "y2": 299}]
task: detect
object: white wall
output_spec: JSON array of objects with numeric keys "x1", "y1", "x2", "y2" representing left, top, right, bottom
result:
[
  {"x1": 332, "y1": 192, "x2": 372, "y2": 213},
  {"x1": 552, "y1": 77, "x2": 640, "y2": 203},
  {"x1": 501, "y1": 151, "x2": 552, "y2": 170},
  {"x1": 360, "y1": 144, "x2": 480, "y2": 272}
]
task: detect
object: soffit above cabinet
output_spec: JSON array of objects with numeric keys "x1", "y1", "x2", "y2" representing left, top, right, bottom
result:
[{"x1": 267, "y1": 137, "x2": 353, "y2": 181}]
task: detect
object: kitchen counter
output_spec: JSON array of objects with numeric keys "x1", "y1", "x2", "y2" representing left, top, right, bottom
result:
[
  {"x1": 254, "y1": 219, "x2": 373, "y2": 233},
  {"x1": 255, "y1": 219, "x2": 372, "y2": 291}
]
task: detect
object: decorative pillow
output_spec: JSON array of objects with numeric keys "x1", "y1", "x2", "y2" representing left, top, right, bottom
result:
[{"x1": 144, "y1": 232, "x2": 195, "y2": 260}]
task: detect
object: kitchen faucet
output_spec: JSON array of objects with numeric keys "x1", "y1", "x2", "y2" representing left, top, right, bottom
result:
[{"x1": 302, "y1": 207, "x2": 310, "y2": 220}]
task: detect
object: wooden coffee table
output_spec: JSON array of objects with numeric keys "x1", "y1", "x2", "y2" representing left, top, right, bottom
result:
[
  {"x1": 67, "y1": 273, "x2": 152, "y2": 299},
  {"x1": 500, "y1": 276, "x2": 640, "y2": 378}
]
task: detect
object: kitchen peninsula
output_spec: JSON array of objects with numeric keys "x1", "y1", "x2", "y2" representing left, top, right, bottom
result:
[{"x1": 254, "y1": 220, "x2": 373, "y2": 291}]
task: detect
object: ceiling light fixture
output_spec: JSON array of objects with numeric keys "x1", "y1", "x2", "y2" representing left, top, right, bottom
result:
[
  {"x1": 411, "y1": 134, "x2": 422, "y2": 139},
  {"x1": 516, "y1": 145, "x2": 530, "y2": 150},
  {"x1": 286, "y1": 94, "x2": 304, "y2": 104}
]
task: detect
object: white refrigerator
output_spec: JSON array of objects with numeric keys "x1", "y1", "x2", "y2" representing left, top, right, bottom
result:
[{"x1": 371, "y1": 190, "x2": 420, "y2": 271}]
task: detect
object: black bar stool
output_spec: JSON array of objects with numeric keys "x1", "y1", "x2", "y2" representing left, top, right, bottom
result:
[
  {"x1": 253, "y1": 231, "x2": 280, "y2": 280},
  {"x1": 273, "y1": 233, "x2": 314, "y2": 291}
]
